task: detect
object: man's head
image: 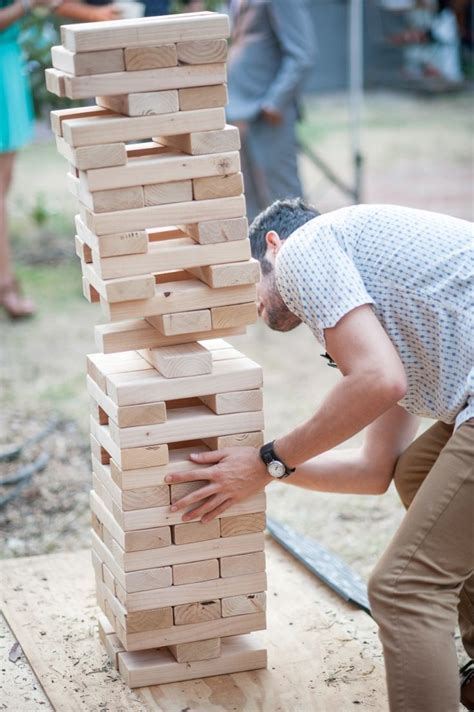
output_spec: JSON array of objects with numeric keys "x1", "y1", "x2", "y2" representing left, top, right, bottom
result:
[{"x1": 249, "y1": 197, "x2": 320, "y2": 331}]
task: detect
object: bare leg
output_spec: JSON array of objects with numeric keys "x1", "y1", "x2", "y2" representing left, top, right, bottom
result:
[{"x1": 0, "y1": 151, "x2": 35, "y2": 317}]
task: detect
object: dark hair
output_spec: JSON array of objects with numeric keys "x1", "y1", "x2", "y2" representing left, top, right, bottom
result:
[{"x1": 248, "y1": 198, "x2": 319, "y2": 273}]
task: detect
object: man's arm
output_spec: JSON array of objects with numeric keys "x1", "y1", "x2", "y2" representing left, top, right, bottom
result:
[{"x1": 167, "y1": 304, "x2": 410, "y2": 521}]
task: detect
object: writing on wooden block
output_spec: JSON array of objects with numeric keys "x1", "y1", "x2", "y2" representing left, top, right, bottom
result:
[
  {"x1": 147, "y1": 309, "x2": 212, "y2": 336},
  {"x1": 157, "y1": 124, "x2": 240, "y2": 156},
  {"x1": 173, "y1": 600, "x2": 221, "y2": 626},
  {"x1": 183, "y1": 216, "x2": 248, "y2": 245},
  {"x1": 177, "y1": 39, "x2": 227, "y2": 65},
  {"x1": 144, "y1": 180, "x2": 193, "y2": 207},
  {"x1": 221, "y1": 592, "x2": 266, "y2": 618},
  {"x1": 149, "y1": 342, "x2": 212, "y2": 379},
  {"x1": 200, "y1": 389, "x2": 263, "y2": 415},
  {"x1": 178, "y1": 84, "x2": 228, "y2": 111},
  {"x1": 51, "y1": 45, "x2": 124, "y2": 76},
  {"x1": 124, "y1": 45, "x2": 177, "y2": 70},
  {"x1": 76, "y1": 219, "x2": 148, "y2": 258},
  {"x1": 211, "y1": 302, "x2": 257, "y2": 330},
  {"x1": 97, "y1": 90, "x2": 179, "y2": 117},
  {"x1": 172, "y1": 519, "x2": 220, "y2": 545},
  {"x1": 220, "y1": 512, "x2": 266, "y2": 538},
  {"x1": 172, "y1": 559, "x2": 219, "y2": 586},
  {"x1": 203, "y1": 431, "x2": 264, "y2": 450},
  {"x1": 220, "y1": 552, "x2": 266, "y2": 578},
  {"x1": 169, "y1": 638, "x2": 221, "y2": 663},
  {"x1": 193, "y1": 173, "x2": 243, "y2": 201},
  {"x1": 170, "y1": 480, "x2": 206, "y2": 504}
]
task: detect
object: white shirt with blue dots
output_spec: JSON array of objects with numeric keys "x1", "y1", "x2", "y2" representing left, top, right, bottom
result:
[{"x1": 275, "y1": 204, "x2": 474, "y2": 429}]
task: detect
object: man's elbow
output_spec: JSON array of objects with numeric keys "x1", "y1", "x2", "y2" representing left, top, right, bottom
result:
[{"x1": 373, "y1": 370, "x2": 407, "y2": 407}]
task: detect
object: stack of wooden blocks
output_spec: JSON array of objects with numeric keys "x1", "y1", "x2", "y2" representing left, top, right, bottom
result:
[{"x1": 46, "y1": 12, "x2": 267, "y2": 688}]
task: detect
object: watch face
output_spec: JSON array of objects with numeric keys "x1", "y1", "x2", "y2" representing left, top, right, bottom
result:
[{"x1": 268, "y1": 460, "x2": 286, "y2": 478}]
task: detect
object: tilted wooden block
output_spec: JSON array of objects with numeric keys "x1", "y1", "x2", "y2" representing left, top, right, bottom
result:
[
  {"x1": 156, "y1": 124, "x2": 240, "y2": 156},
  {"x1": 220, "y1": 552, "x2": 266, "y2": 578},
  {"x1": 172, "y1": 559, "x2": 219, "y2": 586},
  {"x1": 124, "y1": 44, "x2": 177, "y2": 70},
  {"x1": 56, "y1": 136, "x2": 127, "y2": 171},
  {"x1": 97, "y1": 90, "x2": 179, "y2": 117},
  {"x1": 148, "y1": 342, "x2": 212, "y2": 379},
  {"x1": 62, "y1": 107, "x2": 225, "y2": 147},
  {"x1": 200, "y1": 389, "x2": 263, "y2": 415},
  {"x1": 183, "y1": 216, "x2": 248, "y2": 245},
  {"x1": 144, "y1": 180, "x2": 193, "y2": 207},
  {"x1": 82, "y1": 149, "x2": 240, "y2": 192},
  {"x1": 51, "y1": 105, "x2": 111, "y2": 137},
  {"x1": 193, "y1": 173, "x2": 243, "y2": 201},
  {"x1": 173, "y1": 600, "x2": 221, "y2": 626},
  {"x1": 177, "y1": 39, "x2": 227, "y2": 65},
  {"x1": 51, "y1": 45, "x2": 124, "y2": 76},
  {"x1": 61, "y1": 12, "x2": 231, "y2": 53},
  {"x1": 54, "y1": 63, "x2": 227, "y2": 100},
  {"x1": 221, "y1": 592, "x2": 266, "y2": 618},
  {"x1": 220, "y1": 512, "x2": 266, "y2": 538},
  {"x1": 203, "y1": 431, "x2": 264, "y2": 450},
  {"x1": 169, "y1": 638, "x2": 221, "y2": 664},
  {"x1": 172, "y1": 519, "x2": 220, "y2": 545},
  {"x1": 189, "y1": 259, "x2": 259, "y2": 288},
  {"x1": 147, "y1": 309, "x2": 212, "y2": 336},
  {"x1": 211, "y1": 302, "x2": 258, "y2": 330},
  {"x1": 178, "y1": 84, "x2": 228, "y2": 111}
]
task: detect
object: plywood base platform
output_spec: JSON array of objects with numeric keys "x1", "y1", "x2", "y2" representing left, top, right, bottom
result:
[{"x1": 0, "y1": 537, "x2": 388, "y2": 711}]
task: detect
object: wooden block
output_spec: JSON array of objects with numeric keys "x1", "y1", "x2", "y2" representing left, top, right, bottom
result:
[
  {"x1": 75, "y1": 234, "x2": 92, "y2": 263},
  {"x1": 170, "y1": 480, "x2": 206, "y2": 504},
  {"x1": 61, "y1": 13, "x2": 231, "y2": 53},
  {"x1": 119, "y1": 635, "x2": 266, "y2": 688},
  {"x1": 193, "y1": 173, "x2": 243, "y2": 201},
  {"x1": 51, "y1": 45, "x2": 124, "y2": 75},
  {"x1": 98, "y1": 614, "x2": 124, "y2": 668},
  {"x1": 221, "y1": 592, "x2": 266, "y2": 618},
  {"x1": 102, "y1": 564, "x2": 116, "y2": 595},
  {"x1": 126, "y1": 607, "x2": 173, "y2": 634},
  {"x1": 84, "y1": 186, "x2": 144, "y2": 214},
  {"x1": 124, "y1": 45, "x2": 177, "y2": 70},
  {"x1": 56, "y1": 136, "x2": 127, "y2": 170},
  {"x1": 51, "y1": 105, "x2": 111, "y2": 136},
  {"x1": 90, "y1": 434, "x2": 110, "y2": 465},
  {"x1": 82, "y1": 277, "x2": 100, "y2": 304},
  {"x1": 96, "y1": 319, "x2": 245, "y2": 353},
  {"x1": 169, "y1": 638, "x2": 220, "y2": 664},
  {"x1": 220, "y1": 552, "x2": 265, "y2": 578},
  {"x1": 177, "y1": 39, "x2": 227, "y2": 65},
  {"x1": 202, "y1": 431, "x2": 264, "y2": 450},
  {"x1": 121, "y1": 484, "x2": 170, "y2": 511},
  {"x1": 88, "y1": 376, "x2": 167, "y2": 428},
  {"x1": 178, "y1": 84, "x2": 227, "y2": 111},
  {"x1": 111, "y1": 446, "x2": 208, "y2": 490},
  {"x1": 97, "y1": 90, "x2": 179, "y2": 117},
  {"x1": 220, "y1": 512, "x2": 266, "y2": 538},
  {"x1": 76, "y1": 216, "x2": 148, "y2": 258},
  {"x1": 157, "y1": 125, "x2": 240, "y2": 156},
  {"x1": 81, "y1": 261, "x2": 155, "y2": 303},
  {"x1": 172, "y1": 519, "x2": 220, "y2": 545},
  {"x1": 107, "y1": 406, "x2": 264, "y2": 449},
  {"x1": 90, "y1": 418, "x2": 169, "y2": 470},
  {"x1": 211, "y1": 302, "x2": 258, "y2": 330},
  {"x1": 83, "y1": 150, "x2": 239, "y2": 192},
  {"x1": 148, "y1": 342, "x2": 212, "y2": 379},
  {"x1": 83, "y1": 194, "x2": 245, "y2": 236},
  {"x1": 144, "y1": 180, "x2": 192, "y2": 207},
  {"x1": 45, "y1": 68, "x2": 66, "y2": 97},
  {"x1": 190, "y1": 259, "x2": 259, "y2": 289},
  {"x1": 200, "y1": 389, "x2": 263, "y2": 415},
  {"x1": 123, "y1": 527, "x2": 172, "y2": 553},
  {"x1": 172, "y1": 559, "x2": 219, "y2": 586},
  {"x1": 147, "y1": 309, "x2": 212, "y2": 336},
  {"x1": 173, "y1": 600, "x2": 220, "y2": 626},
  {"x1": 183, "y1": 216, "x2": 247, "y2": 245}
]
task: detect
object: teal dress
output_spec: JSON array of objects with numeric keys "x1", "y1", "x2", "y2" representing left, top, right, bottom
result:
[{"x1": 0, "y1": 0, "x2": 34, "y2": 153}]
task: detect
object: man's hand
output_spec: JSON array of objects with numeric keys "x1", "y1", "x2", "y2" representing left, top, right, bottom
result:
[
  {"x1": 166, "y1": 447, "x2": 273, "y2": 523},
  {"x1": 261, "y1": 106, "x2": 284, "y2": 125}
]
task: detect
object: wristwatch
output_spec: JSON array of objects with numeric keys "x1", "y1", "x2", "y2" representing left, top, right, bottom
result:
[{"x1": 259, "y1": 441, "x2": 295, "y2": 479}]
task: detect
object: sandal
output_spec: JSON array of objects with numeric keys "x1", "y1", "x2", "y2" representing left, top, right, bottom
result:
[
  {"x1": 461, "y1": 660, "x2": 474, "y2": 710},
  {"x1": 0, "y1": 278, "x2": 36, "y2": 319}
]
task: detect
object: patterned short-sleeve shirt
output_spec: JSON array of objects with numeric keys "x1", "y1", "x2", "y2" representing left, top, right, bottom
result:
[{"x1": 275, "y1": 204, "x2": 474, "y2": 428}]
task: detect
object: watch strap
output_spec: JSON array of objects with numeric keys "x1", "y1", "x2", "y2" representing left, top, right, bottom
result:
[{"x1": 259, "y1": 440, "x2": 295, "y2": 478}]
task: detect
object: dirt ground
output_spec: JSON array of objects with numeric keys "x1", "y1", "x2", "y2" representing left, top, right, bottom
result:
[{"x1": 1, "y1": 90, "x2": 473, "y2": 587}]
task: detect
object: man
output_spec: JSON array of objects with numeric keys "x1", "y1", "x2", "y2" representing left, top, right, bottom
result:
[
  {"x1": 227, "y1": 0, "x2": 315, "y2": 220},
  {"x1": 167, "y1": 199, "x2": 474, "y2": 711}
]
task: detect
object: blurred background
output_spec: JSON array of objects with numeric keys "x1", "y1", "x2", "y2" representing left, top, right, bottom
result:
[{"x1": 0, "y1": 0, "x2": 473, "y2": 585}]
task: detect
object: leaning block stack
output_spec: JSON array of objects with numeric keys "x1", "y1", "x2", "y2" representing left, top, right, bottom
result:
[{"x1": 47, "y1": 12, "x2": 267, "y2": 688}]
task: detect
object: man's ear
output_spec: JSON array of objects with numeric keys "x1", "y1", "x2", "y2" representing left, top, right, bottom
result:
[{"x1": 265, "y1": 230, "x2": 282, "y2": 255}]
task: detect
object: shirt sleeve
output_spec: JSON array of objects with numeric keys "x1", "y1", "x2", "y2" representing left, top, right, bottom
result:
[{"x1": 275, "y1": 223, "x2": 374, "y2": 348}]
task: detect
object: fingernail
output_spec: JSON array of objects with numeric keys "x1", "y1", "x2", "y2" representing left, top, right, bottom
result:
[{"x1": 170, "y1": 505, "x2": 177, "y2": 512}]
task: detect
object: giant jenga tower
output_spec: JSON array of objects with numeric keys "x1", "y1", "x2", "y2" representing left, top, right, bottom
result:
[{"x1": 46, "y1": 12, "x2": 267, "y2": 687}]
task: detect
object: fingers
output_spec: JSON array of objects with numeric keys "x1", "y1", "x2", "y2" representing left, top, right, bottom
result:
[
  {"x1": 165, "y1": 467, "x2": 215, "y2": 485},
  {"x1": 189, "y1": 450, "x2": 226, "y2": 465},
  {"x1": 181, "y1": 493, "x2": 230, "y2": 523},
  {"x1": 170, "y1": 483, "x2": 217, "y2": 512},
  {"x1": 202, "y1": 498, "x2": 235, "y2": 523}
]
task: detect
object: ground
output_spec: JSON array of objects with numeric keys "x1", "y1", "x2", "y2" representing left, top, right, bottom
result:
[{"x1": 1, "y1": 90, "x2": 472, "y2": 587}]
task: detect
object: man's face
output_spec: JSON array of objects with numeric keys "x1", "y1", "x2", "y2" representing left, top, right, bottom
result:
[{"x1": 256, "y1": 264, "x2": 301, "y2": 332}]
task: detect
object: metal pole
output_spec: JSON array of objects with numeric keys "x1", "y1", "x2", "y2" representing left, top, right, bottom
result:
[{"x1": 349, "y1": 0, "x2": 364, "y2": 203}]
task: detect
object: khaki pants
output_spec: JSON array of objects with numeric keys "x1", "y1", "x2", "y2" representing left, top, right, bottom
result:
[{"x1": 368, "y1": 419, "x2": 474, "y2": 712}]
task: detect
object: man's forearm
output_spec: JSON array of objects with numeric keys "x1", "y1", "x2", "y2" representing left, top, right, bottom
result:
[{"x1": 275, "y1": 370, "x2": 404, "y2": 469}]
